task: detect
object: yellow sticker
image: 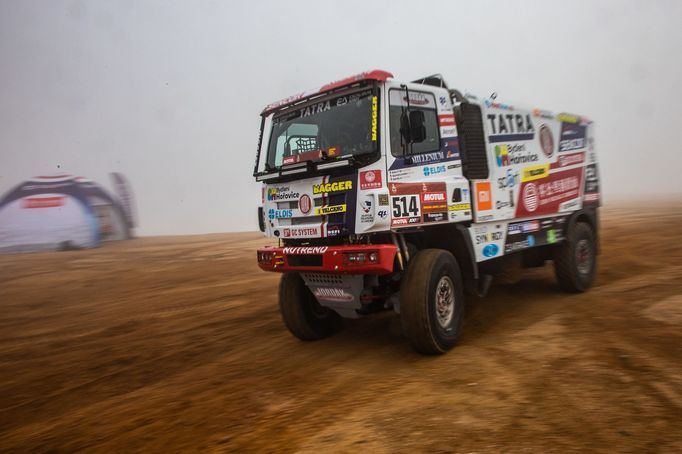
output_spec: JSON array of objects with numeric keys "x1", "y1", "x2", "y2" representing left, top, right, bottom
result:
[
  {"x1": 522, "y1": 164, "x2": 550, "y2": 182},
  {"x1": 557, "y1": 113, "x2": 578, "y2": 124},
  {"x1": 315, "y1": 204, "x2": 347, "y2": 215},
  {"x1": 448, "y1": 203, "x2": 471, "y2": 211},
  {"x1": 313, "y1": 180, "x2": 353, "y2": 194},
  {"x1": 371, "y1": 96, "x2": 378, "y2": 141}
]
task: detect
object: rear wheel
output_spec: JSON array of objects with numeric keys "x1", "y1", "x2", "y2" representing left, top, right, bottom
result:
[
  {"x1": 553, "y1": 221, "x2": 597, "y2": 292},
  {"x1": 279, "y1": 273, "x2": 341, "y2": 341},
  {"x1": 400, "y1": 249, "x2": 465, "y2": 354}
]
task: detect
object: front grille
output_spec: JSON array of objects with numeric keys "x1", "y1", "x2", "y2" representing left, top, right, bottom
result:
[
  {"x1": 287, "y1": 255, "x2": 323, "y2": 267},
  {"x1": 302, "y1": 273, "x2": 345, "y2": 286}
]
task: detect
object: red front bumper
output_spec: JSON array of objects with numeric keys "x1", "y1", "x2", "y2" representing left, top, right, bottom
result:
[{"x1": 256, "y1": 244, "x2": 398, "y2": 275}]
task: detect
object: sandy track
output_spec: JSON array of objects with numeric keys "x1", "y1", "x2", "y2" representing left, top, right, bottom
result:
[{"x1": 1, "y1": 203, "x2": 682, "y2": 452}]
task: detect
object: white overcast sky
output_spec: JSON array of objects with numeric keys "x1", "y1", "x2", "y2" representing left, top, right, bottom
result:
[{"x1": 1, "y1": 0, "x2": 681, "y2": 235}]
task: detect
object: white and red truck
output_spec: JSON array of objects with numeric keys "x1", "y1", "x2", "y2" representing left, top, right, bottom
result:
[{"x1": 254, "y1": 70, "x2": 600, "y2": 354}]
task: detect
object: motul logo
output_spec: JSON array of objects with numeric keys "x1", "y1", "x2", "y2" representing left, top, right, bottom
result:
[
  {"x1": 422, "y1": 192, "x2": 445, "y2": 202},
  {"x1": 282, "y1": 246, "x2": 329, "y2": 254}
]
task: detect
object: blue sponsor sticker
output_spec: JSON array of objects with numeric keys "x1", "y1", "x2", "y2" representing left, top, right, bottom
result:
[
  {"x1": 527, "y1": 235, "x2": 535, "y2": 247},
  {"x1": 423, "y1": 165, "x2": 446, "y2": 177},
  {"x1": 483, "y1": 244, "x2": 499, "y2": 257},
  {"x1": 269, "y1": 209, "x2": 293, "y2": 220}
]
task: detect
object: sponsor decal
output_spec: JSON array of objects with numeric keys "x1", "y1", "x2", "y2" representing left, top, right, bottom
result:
[
  {"x1": 313, "y1": 287, "x2": 354, "y2": 303},
  {"x1": 377, "y1": 210, "x2": 388, "y2": 219},
  {"x1": 478, "y1": 214, "x2": 494, "y2": 222},
  {"x1": 315, "y1": 204, "x2": 347, "y2": 215},
  {"x1": 371, "y1": 96, "x2": 378, "y2": 141},
  {"x1": 522, "y1": 164, "x2": 549, "y2": 182},
  {"x1": 559, "y1": 122, "x2": 586, "y2": 152},
  {"x1": 487, "y1": 113, "x2": 535, "y2": 142},
  {"x1": 532, "y1": 108, "x2": 554, "y2": 119},
  {"x1": 360, "y1": 170, "x2": 382, "y2": 190},
  {"x1": 283, "y1": 246, "x2": 329, "y2": 254},
  {"x1": 22, "y1": 196, "x2": 65, "y2": 208},
  {"x1": 441, "y1": 126, "x2": 457, "y2": 136},
  {"x1": 497, "y1": 168, "x2": 520, "y2": 189},
  {"x1": 517, "y1": 168, "x2": 583, "y2": 216},
  {"x1": 360, "y1": 199, "x2": 374, "y2": 224},
  {"x1": 410, "y1": 151, "x2": 445, "y2": 164},
  {"x1": 268, "y1": 186, "x2": 300, "y2": 201},
  {"x1": 378, "y1": 194, "x2": 389, "y2": 206},
  {"x1": 269, "y1": 209, "x2": 293, "y2": 220},
  {"x1": 299, "y1": 194, "x2": 311, "y2": 214},
  {"x1": 559, "y1": 198, "x2": 580, "y2": 212},
  {"x1": 557, "y1": 113, "x2": 579, "y2": 124},
  {"x1": 523, "y1": 183, "x2": 539, "y2": 212},
  {"x1": 439, "y1": 96, "x2": 447, "y2": 105},
  {"x1": 476, "y1": 182, "x2": 493, "y2": 211},
  {"x1": 421, "y1": 193, "x2": 447, "y2": 212},
  {"x1": 423, "y1": 165, "x2": 446, "y2": 176},
  {"x1": 449, "y1": 202, "x2": 471, "y2": 211},
  {"x1": 421, "y1": 192, "x2": 446, "y2": 202},
  {"x1": 495, "y1": 144, "x2": 538, "y2": 167},
  {"x1": 539, "y1": 124, "x2": 554, "y2": 157},
  {"x1": 423, "y1": 212, "x2": 447, "y2": 223},
  {"x1": 584, "y1": 192, "x2": 599, "y2": 202},
  {"x1": 557, "y1": 152, "x2": 585, "y2": 167},
  {"x1": 523, "y1": 220, "x2": 540, "y2": 233},
  {"x1": 483, "y1": 244, "x2": 499, "y2": 257},
  {"x1": 527, "y1": 234, "x2": 536, "y2": 247},
  {"x1": 282, "y1": 227, "x2": 319, "y2": 237},
  {"x1": 327, "y1": 226, "x2": 341, "y2": 237},
  {"x1": 547, "y1": 229, "x2": 557, "y2": 244},
  {"x1": 392, "y1": 216, "x2": 420, "y2": 226},
  {"x1": 299, "y1": 101, "x2": 330, "y2": 118},
  {"x1": 313, "y1": 180, "x2": 353, "y2": 194},
  {"x1": 484, "y1": 99, "x2": 514, "y2": 110},
  {"x1": 476, "y1": 230, "x2": 504, "y2": 244},
  {"x1": 438, "y1": 114, "x2": 456, "y2": 126},
  {"x1": 402, "y1": 92, "x2": 430, "y2": 105}
]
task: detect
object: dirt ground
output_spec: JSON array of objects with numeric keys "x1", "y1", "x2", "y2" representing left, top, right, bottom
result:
[{"x1": 1, "y1": 202, "x2": 682, "y2": 453}]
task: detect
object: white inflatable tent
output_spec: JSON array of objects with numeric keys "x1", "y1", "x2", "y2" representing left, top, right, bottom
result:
[{"x1": 0, "y1": 175, "x2": 133, "y2": 253}]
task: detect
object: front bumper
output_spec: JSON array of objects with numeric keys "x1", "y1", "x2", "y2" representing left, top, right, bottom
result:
[{"x1": 256, "y1": 244, "x2": 397, "y2": 275}]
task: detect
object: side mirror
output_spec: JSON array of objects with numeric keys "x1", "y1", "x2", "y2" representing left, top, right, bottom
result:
[{"x1": 409, "y1": 110, "x2": 426, "y2": 143}]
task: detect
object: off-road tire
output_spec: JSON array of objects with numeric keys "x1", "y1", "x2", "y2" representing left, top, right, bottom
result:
[
  {"x1": 554, "y1": 221, "x2": 597, "y2": 293},
  {"x1": 279, "y1": 273, "x2": 341, "y2": 341},
  {"x1": 400, "y1": 249, "x2": 465, "y2": 355}
]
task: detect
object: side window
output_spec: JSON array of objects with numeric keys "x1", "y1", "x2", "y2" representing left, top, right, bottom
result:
[
  {"x1": 271, "y1": 123, "x2": 319, "y2": 167},
  {"x1": 389, "y1": 89, "x2": 440, "y2": 156}
]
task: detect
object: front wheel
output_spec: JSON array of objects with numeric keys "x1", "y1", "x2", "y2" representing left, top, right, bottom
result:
[
  {"x1": 553, "y1": 221, "x2": 597, "y2": 292},
  {"x1": 400, "y1": 249, "x2": 465, "y2": 355},
  {"x1": 279, "y1": 273, "x2": 341, "y2": 341}
]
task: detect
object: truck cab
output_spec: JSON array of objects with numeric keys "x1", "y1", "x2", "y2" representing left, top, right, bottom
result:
[{"x1": 253, "y1": 70, "x2": 600, "y2": 354}]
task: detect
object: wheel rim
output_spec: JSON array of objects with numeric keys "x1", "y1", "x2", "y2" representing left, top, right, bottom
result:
[
  {"x1": 576, "y1": 239, "x2": 592, "y2": 275},
  {"x1": 435, "y1": 276, "x2": 455, "y2": 328}
]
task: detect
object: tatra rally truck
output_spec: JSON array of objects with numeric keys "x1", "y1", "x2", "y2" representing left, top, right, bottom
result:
[{"x1": 253, "y1": 70, "x2": 600, "y2": 354}]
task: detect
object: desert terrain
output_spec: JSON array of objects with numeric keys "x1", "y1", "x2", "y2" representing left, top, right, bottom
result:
[{"x1": 1, "y1": 202, "x2": 681, "y2": 452}]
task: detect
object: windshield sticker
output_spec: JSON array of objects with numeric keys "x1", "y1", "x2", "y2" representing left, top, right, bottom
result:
[{"x1": 371, "y1": 96, "x2": 378, "y2": 141}]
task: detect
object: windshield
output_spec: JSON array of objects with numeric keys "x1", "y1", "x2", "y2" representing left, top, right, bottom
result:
[{"x1": 265, "y1": 87, "x2": 378, "y2": 169}]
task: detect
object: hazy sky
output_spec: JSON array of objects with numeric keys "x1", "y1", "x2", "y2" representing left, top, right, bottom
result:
[{"x1": 1, "y1": 0, "x2": 681, "y2": 235}]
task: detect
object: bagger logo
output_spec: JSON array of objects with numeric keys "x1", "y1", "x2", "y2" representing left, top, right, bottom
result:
[
  {"x1": 312, "y1": 180, "x2": 352, "y2": 194},
  {"x1": 315, "y1": 204, "x2": 347, "y2": 215}
]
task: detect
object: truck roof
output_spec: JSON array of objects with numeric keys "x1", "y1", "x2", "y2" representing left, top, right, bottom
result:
[{"x1": 261, "y1": 69, "x2": 393, "y2": 115}]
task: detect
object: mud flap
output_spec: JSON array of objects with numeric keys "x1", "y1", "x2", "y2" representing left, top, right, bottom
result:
[{"x1": 301, "y1": 273, "x2": 364, "y2": 319}]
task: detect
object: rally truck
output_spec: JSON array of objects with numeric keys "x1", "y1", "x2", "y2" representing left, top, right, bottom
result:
[{"x1": 253, "y1": 70, "x2": 600, "y2": 354}]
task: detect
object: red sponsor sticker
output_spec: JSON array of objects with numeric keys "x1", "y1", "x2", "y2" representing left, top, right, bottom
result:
[
  {"x1": 299, "y1": 194, "x2": 311, "y2": 214},
  {"x1": 438, "y1": 114, "x2": 456, "y2": 126},
  {"x1": 22, "y1": 196, "x2": 64, "y2": 208},
  {"x1": 360, "y1": 170, "x2": 382, "y2": 190}
]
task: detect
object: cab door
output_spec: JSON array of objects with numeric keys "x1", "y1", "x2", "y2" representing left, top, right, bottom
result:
[{"x1": 383, "y1": 82, "x2": 472, "y2": 229}]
